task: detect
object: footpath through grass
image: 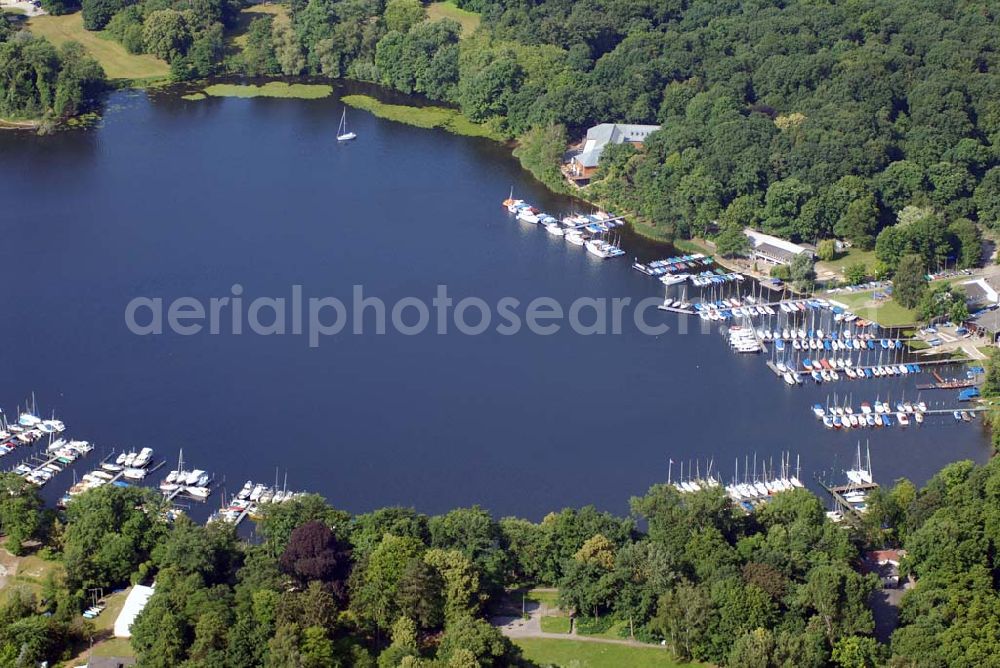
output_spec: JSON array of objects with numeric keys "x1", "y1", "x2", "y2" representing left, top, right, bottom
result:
[
  {"x1": 27, "y1": 13, "x2": 169, "y2": 81},
  {"x1": 341, "y1": 93, "x2": 502, "y2": 140},
  {"x1": 228, "y1": 4, "x2": 289, "y2": 52},
  {"x1": 426, "y1": 1, "x2": 480, "y2": 36},
  {"x1": 514, "y1": 638, "x2": 693, "y2": 668}
]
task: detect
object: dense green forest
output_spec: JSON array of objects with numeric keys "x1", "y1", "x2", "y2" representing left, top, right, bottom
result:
[
  {"x1": 2, "y1": 455, "x2": 1000, "y2": 665},
  {"x1": 0, "y1": 474, "x2": 894, "y2": 666},
  {"x1": 0, "y1": 16, "x2": 105, "y2": 121},
  {"x1": 865, "y1": 456, "x2": 1000, "y2": 667}
]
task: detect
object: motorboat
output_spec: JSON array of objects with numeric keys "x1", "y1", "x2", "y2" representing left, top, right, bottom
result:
[{"x1": 186, "y1": 486, "x2": 211, "y2": 499}]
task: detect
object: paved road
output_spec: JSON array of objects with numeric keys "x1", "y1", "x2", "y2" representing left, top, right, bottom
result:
[{"x1": 491, "y1": 588, "x2": 668, "y2": 650}]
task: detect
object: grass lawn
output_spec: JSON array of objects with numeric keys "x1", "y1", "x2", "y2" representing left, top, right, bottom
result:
[
  {"x1": 514, "y1": 638, "x2": 693, "y2": 668},
  {"x1": 540, "y1": 616, "x2": 572, "y2": 633},
  {"x1": 90, "y1": 636, "x2": 134, "y2": 657},
  {"x1": 578, "y1": 620, "x2": 632, "y2": 640},
  {"x1": 816, "y1": 247, "x2": 878, "y2": 279},
  {"x1": 92, "y1": 588, "x2": 130, "y2": 632},
  {"x1": 827, "y1": 290, "x2": 917, "y2": 327},
  {"x1": 27, "y1": 13, "x2": 169, "y2": 81},
  {"x1": 672, "y1": 237, "x2": 712, "y2": 255},
  {"x1": 525, "y1": 588, "x2": 560, "y2": 608},
  {"x1": 227, "y1": 3, "x2": 289, "y2": 52},
  {"x1": 628, "y1": 217, "x2": 676, "y2": 245},
  {"x1": 202, "y1": 82, "x2": 332, "y2": 99},
  {"x1": 426, "y1": 1, "x2": 480, "y2": 36},
  {"x1": 341, "y1": 93, "x2": 502, "y2": 140},
  {"x1": 8, "y1": 553, "x2": 64, "y2": 596}
]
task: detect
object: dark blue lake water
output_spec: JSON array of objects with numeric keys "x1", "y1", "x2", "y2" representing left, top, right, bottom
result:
[{"x1": 0, "y1": 85, "x2": 989, "y2": 519}]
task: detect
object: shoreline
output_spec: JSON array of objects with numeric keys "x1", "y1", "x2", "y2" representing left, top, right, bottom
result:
[{"x1": 0, "y1": 117, "x2": 42, "y2": 131}]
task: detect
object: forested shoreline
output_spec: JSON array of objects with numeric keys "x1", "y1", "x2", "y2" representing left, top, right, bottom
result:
[
  {"x1": 0, "y1": 455, "x2": 998, "y2": 666},
  {"x1": 4, "y1": 0, "x2": 999, "y2": 282},
  {"x1": 86, "y1": 0, "x2": 1000, "y2": 256},
  {"x1": 0, "y1": 17, "x2": 104, "y2": 123}
]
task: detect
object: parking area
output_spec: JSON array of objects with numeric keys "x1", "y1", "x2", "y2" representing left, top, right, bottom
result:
[{"x1": 914, "y1": 322, "x2": 989, "y2": 359}]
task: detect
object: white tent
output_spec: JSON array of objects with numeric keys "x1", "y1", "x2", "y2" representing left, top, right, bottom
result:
[{"x1": 113, "y1": 584, "x2": 155, "y2": 638}]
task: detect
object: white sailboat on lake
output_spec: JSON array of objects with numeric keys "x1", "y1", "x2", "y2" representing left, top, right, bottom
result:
[{"x1": 336, "y1": 108, "x2": 356, "y2": 141}]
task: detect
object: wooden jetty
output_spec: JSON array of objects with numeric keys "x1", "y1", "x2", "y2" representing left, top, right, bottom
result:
[
  {"x1": 563, "y1": 215, "x2": 627, "y2": 231},
  {"x1": 915, "y1": 369, "x2": 979, "y2": 391},
  {"x1": 21, "y1": 443, "x2": 94, "y2": 481},
  {"x1": 656, "y1": 304, "x2": 695, "y2": 315},
  {"x1": 915, "y1": 379, "x2": 977, "y2": 390},
  {"x1": 107, "y1": 458, "x2": 166, "y2": 486},
  {"x1": 922, "y1": 406, "x2": 987, "y2": 415},
  {"x1": 818, "y1": 478, "x2": 879, "y2": 521},
  {"x1": 164, "y1": 477, "x2": 214, "y2": 503},
  {"x1": 766, "y1": 357, "x2": 967, "y2": 381}
]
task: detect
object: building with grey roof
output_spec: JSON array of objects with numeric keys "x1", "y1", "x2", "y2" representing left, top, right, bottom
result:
[{"x1": 567, "y1": 123, "x2": 660, "y2": 182}]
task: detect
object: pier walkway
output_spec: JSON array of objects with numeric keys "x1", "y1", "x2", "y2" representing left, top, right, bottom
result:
[
  {"x1": 818, "y1": 479, "x2": 879, "y2": 521},
  {"x1": 766, "y1": 357, "x2": 967, "y2": 382}
]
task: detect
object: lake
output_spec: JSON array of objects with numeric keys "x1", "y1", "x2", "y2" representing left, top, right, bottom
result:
[{"x1": 0, "y1": 84, "x2": 990, "y2": 520}]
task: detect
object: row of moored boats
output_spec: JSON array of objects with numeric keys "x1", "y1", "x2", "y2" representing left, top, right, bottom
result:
[
  {"x1": 813, "y1": 400, "x2": 928, "y2": 428},
  {"x1": 1, "y1": 411, "x2": 66, "y2": 453},
  {"x1": 503, "y1": 197, "x2": 626, "y2": 259},
  {"x1": 211, "y1": 480, "x2": 305, "y2": 524},
  {"x1": 15, "y1": 439, "x2": 92, "y2": 487},
  {"x1": 60, "y1": 446, "x2": 152, "y2": 502}
]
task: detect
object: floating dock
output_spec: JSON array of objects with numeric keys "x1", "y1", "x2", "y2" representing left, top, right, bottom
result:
[{"x1": 767, "y1": 357, "x2": 964, "y2": 384}]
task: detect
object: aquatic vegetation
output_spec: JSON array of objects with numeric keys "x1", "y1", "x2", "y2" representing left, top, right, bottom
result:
[{"x1": 202, "y1": 82, "x2": 332, "y2": 100}]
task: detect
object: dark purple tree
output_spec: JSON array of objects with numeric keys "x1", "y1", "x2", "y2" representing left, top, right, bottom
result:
[{"x1": 279, "y1": 520, "x2": 352, "y2": 600}]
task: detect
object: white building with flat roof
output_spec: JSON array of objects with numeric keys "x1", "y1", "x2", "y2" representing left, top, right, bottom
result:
[
  {"x1": 113, "y1": 585, "x2": 155, "y2": 638},
  {"x1": 744, "y1": 229, "x2": 813, "y2": 265}
]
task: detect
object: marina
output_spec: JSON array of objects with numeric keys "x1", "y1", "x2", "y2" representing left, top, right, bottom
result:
[
  {"x1": 159, "y1": 450, "x2": 215, "y2": 503},
  {"x1": 915, "y1": 367, "x2": 983, "y2": 390},
  {"x1": 209, "y1": 474, "x2": 306, "y2": 526},
  {"x1": 818, "y1": 444, "x2": 879, "y2": 521},
  {"x1": 808, "y1": 395, "x2": 986, "y2": 429},
  {"x1": 724, "y1": 453, "x2": 805, "y2": 513},
  {"x1": 15, "y1": 439, "x2": 93, "y2": 488},
  {"x1": 632, "y1": 254, "x2": 714, "y2": 277},
  {"x1": 60, "y1": 450, "x2": 166, "y2": 506},
  {"x1": 668, "y1": 454, "x2": 806, "y2": 514},
  {"x1": 504, "y1": 194, "x2": 628, "y2": 259}
]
